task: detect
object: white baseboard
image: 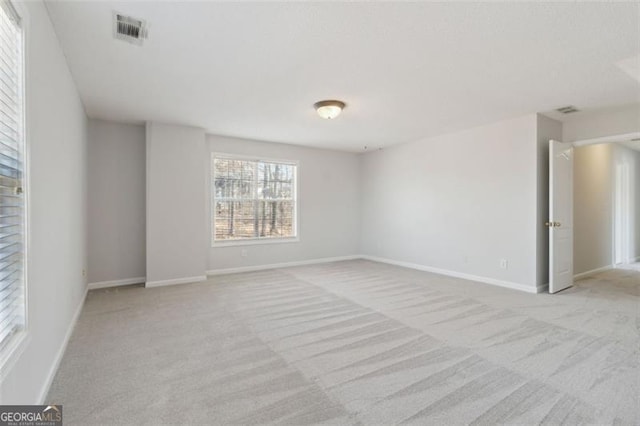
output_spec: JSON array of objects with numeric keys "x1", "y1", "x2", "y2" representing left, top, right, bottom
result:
[
  {"x1": 88, "y1": 277, "x2": 145, "y2": 290},
  {"x1": 208, "y1": 254, "x2": 541, "y2": 294},
  {"x1": 145, "y1": 275, "x2": 207, "y2": 288},
  {"x1": 37, "y1": 284, "x2": 89, "y2": 404},
  {"x1": 206, "y1": 255, "x2": 361, "y2": 276},
  {"x1": 361, "y1": 255, "x2": 541, "y2": 294},
  {"x1": 574, "y1": 265, "x2": 612, "y2": 280}
]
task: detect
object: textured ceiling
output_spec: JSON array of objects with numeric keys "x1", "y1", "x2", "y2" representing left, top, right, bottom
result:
[{"x1": 45, "y1": 1, "x2": 640, "y2": 151}]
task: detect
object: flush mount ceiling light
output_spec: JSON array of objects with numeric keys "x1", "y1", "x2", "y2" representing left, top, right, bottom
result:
[{"x1": 314, "y1": 100, "x2": 346, "y2": 119}]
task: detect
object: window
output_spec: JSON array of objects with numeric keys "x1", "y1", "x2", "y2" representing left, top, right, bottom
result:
[
  {"x1": 212, "y1": 155, "x2": 297, "y2": 243},
  {"x1": 0, "y1": 0, "x2": 26, "y2": 361}
]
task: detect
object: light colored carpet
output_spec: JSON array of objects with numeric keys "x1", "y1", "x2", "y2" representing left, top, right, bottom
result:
[
  {"x1": 618, "y1": 261, "x2": 640, "y2": 272},
  {"x1": 47, "y1": 260, "x2": 639, "y2": 425}
]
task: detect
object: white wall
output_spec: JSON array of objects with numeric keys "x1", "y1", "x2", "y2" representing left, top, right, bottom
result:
[
  {"x1": 563, "y1": 104, "x2": 640, "y2": 142},
  {"x1": 536, "y1": 115, "x2": 562, "y2": 287},
  {"x1": 0, "y1": 1, "x2": 88, "y2": 403},
  {"x1": 207, "y1": 135, "x2": 360, "y2": 272},
  {"x1": 573, "y1": 144, "x2": 614, "y2": 274},
  {"x1": 88, "y1": 120, "x2": 145, "y2": 285},
  {"x1": 146, "y1": 122, "x2": 206, "y2": 285},
  {"x1": 360, "y1": 114, "x2": 540, "y2": 291}
]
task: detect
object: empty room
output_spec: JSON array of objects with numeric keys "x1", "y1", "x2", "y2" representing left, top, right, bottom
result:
[{"x1": 0, "y1": 1, "x2": 639, "y2": 425}]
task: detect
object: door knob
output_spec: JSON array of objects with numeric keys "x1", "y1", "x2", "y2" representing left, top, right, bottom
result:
[{"x1": 554, "y1": 222, "x2": 561, "y2": 227}]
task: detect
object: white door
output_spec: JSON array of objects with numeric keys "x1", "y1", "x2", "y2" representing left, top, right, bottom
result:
[{"x1": 549, "y1": 140, "x2": 574, "y2": 293}]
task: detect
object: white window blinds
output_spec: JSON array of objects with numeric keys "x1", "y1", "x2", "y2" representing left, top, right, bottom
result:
[
  {"x1": 212, "y1": 156, "x2": 297, "y2": 242},
  {"x1": 0, "y1": 0, "x2": 25, "y2": 355}
]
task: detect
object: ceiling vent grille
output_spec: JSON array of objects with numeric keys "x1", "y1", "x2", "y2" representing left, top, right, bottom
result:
[
  {"x1": 113, "y1": 12, "x2": 148, "y2": 45},
  {"x1": 556, "y1": 105, "x2": 579, "y2": 114}
]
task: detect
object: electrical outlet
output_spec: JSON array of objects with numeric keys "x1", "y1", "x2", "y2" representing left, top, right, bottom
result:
[
  {"x1": 241, "y1": 249, "x2": 248, "y2": 257},
  {"x1": 82, "y1": 269, "x2": 86, "y2": 277},
  {"x1": 499, "y1": 259, "x2": 508, "y2": 269}
]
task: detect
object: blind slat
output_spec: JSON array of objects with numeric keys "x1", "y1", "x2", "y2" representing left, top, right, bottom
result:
[
  {"x1": 0, "y1": 231, "x2": 20, "y2": 240},
  {"x1": 0, "y1": 257, "x2": 19, "y2": 273},
  {"x1": 0, "y1": 249, "x2": 18, "y2": 263},
  {"x1": 0, "y1": 124, "x2": 18, "y2": 144},
  {"x1": 0, "y1": 283, "x2": 18, "y2": 306},
  {"x1": 0, "y1": 313, "x2": 20, "y2": 345},
  {"x1": 0, "y1": 267, "x2": 19, "y2": 282},
  {"x1": 0, "y1": 139, "x2": 19, "y2": 154},
  {"x1": 0, "y1": 275, "x2": 18, "y2": 293}
]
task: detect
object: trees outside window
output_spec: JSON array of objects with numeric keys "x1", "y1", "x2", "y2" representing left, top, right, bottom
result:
[{"x1": 212, "y1": 156, "x2": 297, "y2": 243}]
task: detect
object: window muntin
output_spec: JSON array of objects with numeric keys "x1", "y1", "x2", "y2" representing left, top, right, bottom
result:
[{"x1": 212, "y1": 156, "x2": 297, "y2": 243}]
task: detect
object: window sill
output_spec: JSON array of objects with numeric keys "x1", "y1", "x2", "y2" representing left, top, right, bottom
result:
[{"x1": 212, "y1": 237, "x2": 300, "y2": 248}]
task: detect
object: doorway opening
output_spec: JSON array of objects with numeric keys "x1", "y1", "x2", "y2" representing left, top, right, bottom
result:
[
  {"x1": 572, "y1": 138, "x2": 639, "y2": 281},
  {"x1": 614, "y1": 162, "x2": 631, "y2": 266},
  {"x1": 549, "y1": 132, "x2": 640, "y2": 293},
  {"x1": 613, "y1": 156, "x2": 640, "y2": 272}
]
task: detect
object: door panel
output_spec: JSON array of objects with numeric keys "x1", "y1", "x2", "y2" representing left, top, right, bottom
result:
[{"x1": 549, "y1": 140, "x2": 574, "y2": 294}]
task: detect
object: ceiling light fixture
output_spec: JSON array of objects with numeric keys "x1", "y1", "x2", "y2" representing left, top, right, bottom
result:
[{"x1": 314, "y1": 100, "x2": 346, "y2": 119}]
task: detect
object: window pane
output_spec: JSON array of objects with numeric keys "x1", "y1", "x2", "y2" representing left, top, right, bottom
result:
[
  {"x1": 212, "y1": 156, "x2": 296, "y2": 242},
  {"x1": 256, "y1": 200, "x2": 294, "y2": 238},
  {"x1": 258, "y1": 162, "x2": 293, "y2": 200},
  {"x1": 215, "y1": 201, "x2": 258, "y2": 240},
  {"x1": 214, "y1": 158, "x2": 254, "y2": 199},
  {"x1": 214, "y1": 176, "x2": 254, "y2": 199}
]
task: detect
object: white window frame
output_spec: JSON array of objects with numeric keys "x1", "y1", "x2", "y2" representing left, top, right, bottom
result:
[
  {"x1": 0, "y1": 0, "x2": 30, "y2": 375},
  {"x1": 211, "y1": 153, "x2": 299, "y2": 247}
]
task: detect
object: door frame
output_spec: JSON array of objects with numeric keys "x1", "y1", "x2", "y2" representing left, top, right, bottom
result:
[{"x1": 572, "y1": 132, "x2": 640, "y2": 147}]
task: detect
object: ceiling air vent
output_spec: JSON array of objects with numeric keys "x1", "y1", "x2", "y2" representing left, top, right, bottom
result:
[
  {"x1": 113, "y1": 12, "x2": 148, "y2": 45},
  {"x1": 556, "y1": 105, "x2": 579, "y2": 114}
]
